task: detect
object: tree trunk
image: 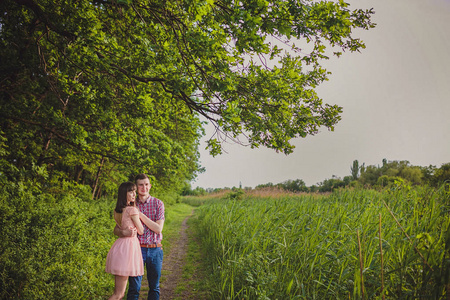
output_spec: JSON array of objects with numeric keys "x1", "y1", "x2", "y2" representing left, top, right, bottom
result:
[
  {"x1": 37, "y1": 132, "x2": 53, "y2": 166},
  {"x1": 92, "y1": 157, "x2": 105, "y2": 199}
]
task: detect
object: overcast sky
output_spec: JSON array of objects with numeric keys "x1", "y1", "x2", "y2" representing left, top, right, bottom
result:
[{"x1": 192, "y1": 0, "x2": 450, "y2": 189}]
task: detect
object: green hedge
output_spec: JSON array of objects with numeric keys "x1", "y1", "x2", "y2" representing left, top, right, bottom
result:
[{"x1": 0, "y1": 180, "x2": 116, "y2": 299}]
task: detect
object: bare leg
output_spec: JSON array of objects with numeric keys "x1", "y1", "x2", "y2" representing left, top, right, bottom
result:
[{"x1": 108, "y1": 275, "x2": 128, "y2": 300}]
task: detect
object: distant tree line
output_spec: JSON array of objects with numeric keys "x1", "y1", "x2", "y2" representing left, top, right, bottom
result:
[{"x1": 183, "y1": 159, "x2": 450, "y2": 195}]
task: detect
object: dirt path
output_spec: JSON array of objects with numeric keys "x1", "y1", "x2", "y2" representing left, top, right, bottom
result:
[
  {"x1": 139, "y1": 211, "x2": 194, "y2": 300},
  {"x1": 160, "y1": 211, "x2": 193, "y2": 300}
]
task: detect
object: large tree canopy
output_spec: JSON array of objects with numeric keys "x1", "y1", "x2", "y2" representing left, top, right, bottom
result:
[{"x1": 0, "y1": 0, "x2": 374, "y2": 193}]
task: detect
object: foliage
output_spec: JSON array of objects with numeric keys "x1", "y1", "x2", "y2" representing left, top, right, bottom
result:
[
  {"x1": 190, "y1": 186, "x2": 450, "y2": 299},
  {"x1": 278, "y1": 179, "x2": 308, "y2": 192},
  {"x1": 255, "y1": 182, "x2": 275, "y2": 189},
  {"x1": 313, "y1": 159, "x2": 449, "y2": 192},
  {"x1": 1, "y1": 0, "x2": 375, "y2": 199},
  {"x1": 351, "y1": 159, "x2": 359, "y2": 180},
  {"x1": 256, "y1": 179, "x2": 308, "y2": 192},
  {"x1": 180, "y1": 183, "x2": 208, "y2": 197},
  {"x1": 154, "y1": 188, "x2": 183, "y2": 206},
  {"x1": 0, "y1": 177, "x2": 196, "y2": 299},
  {"x1": 0, "y1": 0, "x2": 208, "y2": 196},
  {"x1": 226, "y1": 187, "x2": 245, "y2": 200},
  {"x1": 431, "y1": 163, "x2": 450, "y2": 186},
  {"x1": 359, "y1": 159, "x2": 448, "y2": 188},
  {"x1": 317, "y1": 175, "x2": 345, "y2": 192},
  {"x1": 0, "y1": 178, "x2": 116, "y2": 299}
]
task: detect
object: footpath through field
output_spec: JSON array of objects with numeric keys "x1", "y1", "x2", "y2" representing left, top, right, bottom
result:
[{"x1": 139, "y1": 203, "x2": 203, "y2": 300}]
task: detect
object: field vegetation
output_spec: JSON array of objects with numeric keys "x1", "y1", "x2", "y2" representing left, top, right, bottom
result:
[{"x1": 187, "y1": 184, "x2": 450, "y2": 299}]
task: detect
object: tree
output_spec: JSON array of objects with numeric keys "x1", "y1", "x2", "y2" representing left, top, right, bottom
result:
[
  {"x1": 279, "y1": 179, "x2": 308, "y2": 192},
  {"x1": 420, "y1": 165, "x2": 436, "y2": 185},
  {"x1": 358, "y1": 159, "x2": 426, "y2": 187},
  {"x1": 255, "y1": 182, "x2": 274, "y2": 189},
  {"x1": 432, "y1": 163, "x2": 450, "y2": 186},
  {"x1": 343, "y1": 175, "x2": 353, "y2": 186},
  {"x1": 351, "y1": 159, "x2": 359, "y2": 180},
  {"x1": 399, "y1": 166, "x2": 423, "y2": 185},
  {"x1": 318, "y1": 176, "x2": 345, "y2": 192},
  {"x1": 359, "y1": 165, "x2": 381, "y2": 186},
  {"x1": 1, "y1": 0, "x2": 374, "y2": 193}
]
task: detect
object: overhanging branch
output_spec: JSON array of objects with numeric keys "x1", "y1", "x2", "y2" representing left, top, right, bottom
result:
[
  {"x1": 14, "y1": 0, "x2": 77, "y2": 40},
  {"x1": 2, "y1": 115, "x2": 124, "y2": 163}
]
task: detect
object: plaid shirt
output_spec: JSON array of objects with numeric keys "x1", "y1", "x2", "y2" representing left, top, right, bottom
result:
[{"x1": 136, "y1": 195, "x2": 165, "y2": 245}]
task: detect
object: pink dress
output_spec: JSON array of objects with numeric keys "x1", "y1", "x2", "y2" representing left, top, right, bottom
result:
[{"x1": 105, "y1": 206, "x2": 144, "y2": 276}]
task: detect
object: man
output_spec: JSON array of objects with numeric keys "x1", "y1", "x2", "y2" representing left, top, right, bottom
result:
[{"x1": 114, "y1": 173, "x2": 165, "y2": 300}]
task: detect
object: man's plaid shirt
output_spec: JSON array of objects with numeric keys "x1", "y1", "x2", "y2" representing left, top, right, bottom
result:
[{"x1": 136, "y1": 195, "x2": 165, "y2": 245}]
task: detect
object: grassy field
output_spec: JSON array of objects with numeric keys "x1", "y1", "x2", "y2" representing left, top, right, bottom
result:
[{"x1": 186, "y1": 185, "x2": 450, "y2": 299}]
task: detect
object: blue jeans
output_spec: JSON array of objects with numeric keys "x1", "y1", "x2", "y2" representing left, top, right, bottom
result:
[{"x1": 127, "y1": 247, "x2": 163, "y2": 300}]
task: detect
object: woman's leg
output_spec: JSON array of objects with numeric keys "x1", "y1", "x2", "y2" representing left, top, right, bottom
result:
[{"x1": 108, "y1": 275, "x2": 128, "y2": 300}]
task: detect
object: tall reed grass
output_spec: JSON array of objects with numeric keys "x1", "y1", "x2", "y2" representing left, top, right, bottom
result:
[{"x1": 191, "y1": 185, "x2": 450, "y2": 299}]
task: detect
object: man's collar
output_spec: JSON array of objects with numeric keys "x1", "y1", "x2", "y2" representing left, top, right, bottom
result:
[{"x1": 138, "y1": 195, "x2": 151, "y2": 203}]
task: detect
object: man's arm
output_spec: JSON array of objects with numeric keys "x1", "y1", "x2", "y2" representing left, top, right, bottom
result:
[
  {"x1": 113, "y1": 224, "x2": 135, "y2": 237},
  {"x1": 139, "y1": 212, "x2": 164, "y2": 234}
]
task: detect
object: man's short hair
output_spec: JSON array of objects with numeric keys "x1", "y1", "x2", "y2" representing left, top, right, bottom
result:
[{"x1": 135, "y1": 173, "x2": 149, "y2": 182}]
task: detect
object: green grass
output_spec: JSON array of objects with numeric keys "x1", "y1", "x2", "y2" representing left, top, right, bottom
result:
[
  {"x1": 162, "y1": 202, "x2": 195, "y2": 253},
  {"x1": 189, "y1": 185, "x2": 450, "y2": 299}
]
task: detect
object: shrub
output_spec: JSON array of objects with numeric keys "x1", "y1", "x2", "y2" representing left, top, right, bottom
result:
[{"x1": 0, "y1": 179, "x2": 116, "y2": 299}]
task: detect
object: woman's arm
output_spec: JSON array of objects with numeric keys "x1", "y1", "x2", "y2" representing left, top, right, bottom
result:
[
  {"x1": 139, "y1": 212, "x2": 164, "y2": 234},
  {"x1": 131, "y1": 214, "x2": 144, "y2": 235}
]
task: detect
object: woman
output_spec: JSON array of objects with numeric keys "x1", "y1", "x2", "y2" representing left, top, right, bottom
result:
[{"x1": 105, "y1": 182, "x2": 144, "y2": 300}]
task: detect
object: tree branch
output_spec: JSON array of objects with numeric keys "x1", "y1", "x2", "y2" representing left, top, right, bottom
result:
[
  {"x1": 1, "y1": 115, "x2": 124, "y2": 163},
  {"x1": 111, "y1": 64, "x2": 166, "y2": 83},
  {"x1": 13, "y1": 0, "x2": 77, "y2": 40}
]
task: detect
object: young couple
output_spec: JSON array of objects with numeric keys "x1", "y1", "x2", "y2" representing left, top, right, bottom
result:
[{"x1": 105, "y1": 174, "x2": 165, "y2": 300}]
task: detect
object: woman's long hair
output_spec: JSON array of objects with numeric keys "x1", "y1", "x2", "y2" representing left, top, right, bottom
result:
[{"x1": 115, "y1": 182, "x2": 136, "y2": 213}]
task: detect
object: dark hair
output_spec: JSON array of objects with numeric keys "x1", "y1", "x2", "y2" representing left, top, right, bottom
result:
[
  {"x1": 115, "y1": 182, "x2": 136, "y2": 213},
  {"x1": 135, "y1": 173, "x2": 149, "y2": 183}
]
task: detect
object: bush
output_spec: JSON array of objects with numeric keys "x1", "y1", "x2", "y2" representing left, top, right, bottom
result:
[
  {"x1": 226, "y1": 188, "x2": 244, "y2": 200},
  {"x1": 0, "y1": 179, "x2": 116, "y2": 299}
]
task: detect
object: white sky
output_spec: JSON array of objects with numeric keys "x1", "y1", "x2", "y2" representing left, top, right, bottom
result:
[{"x1": 192, "y1": 0, "x2": 450, "y2": 188}]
